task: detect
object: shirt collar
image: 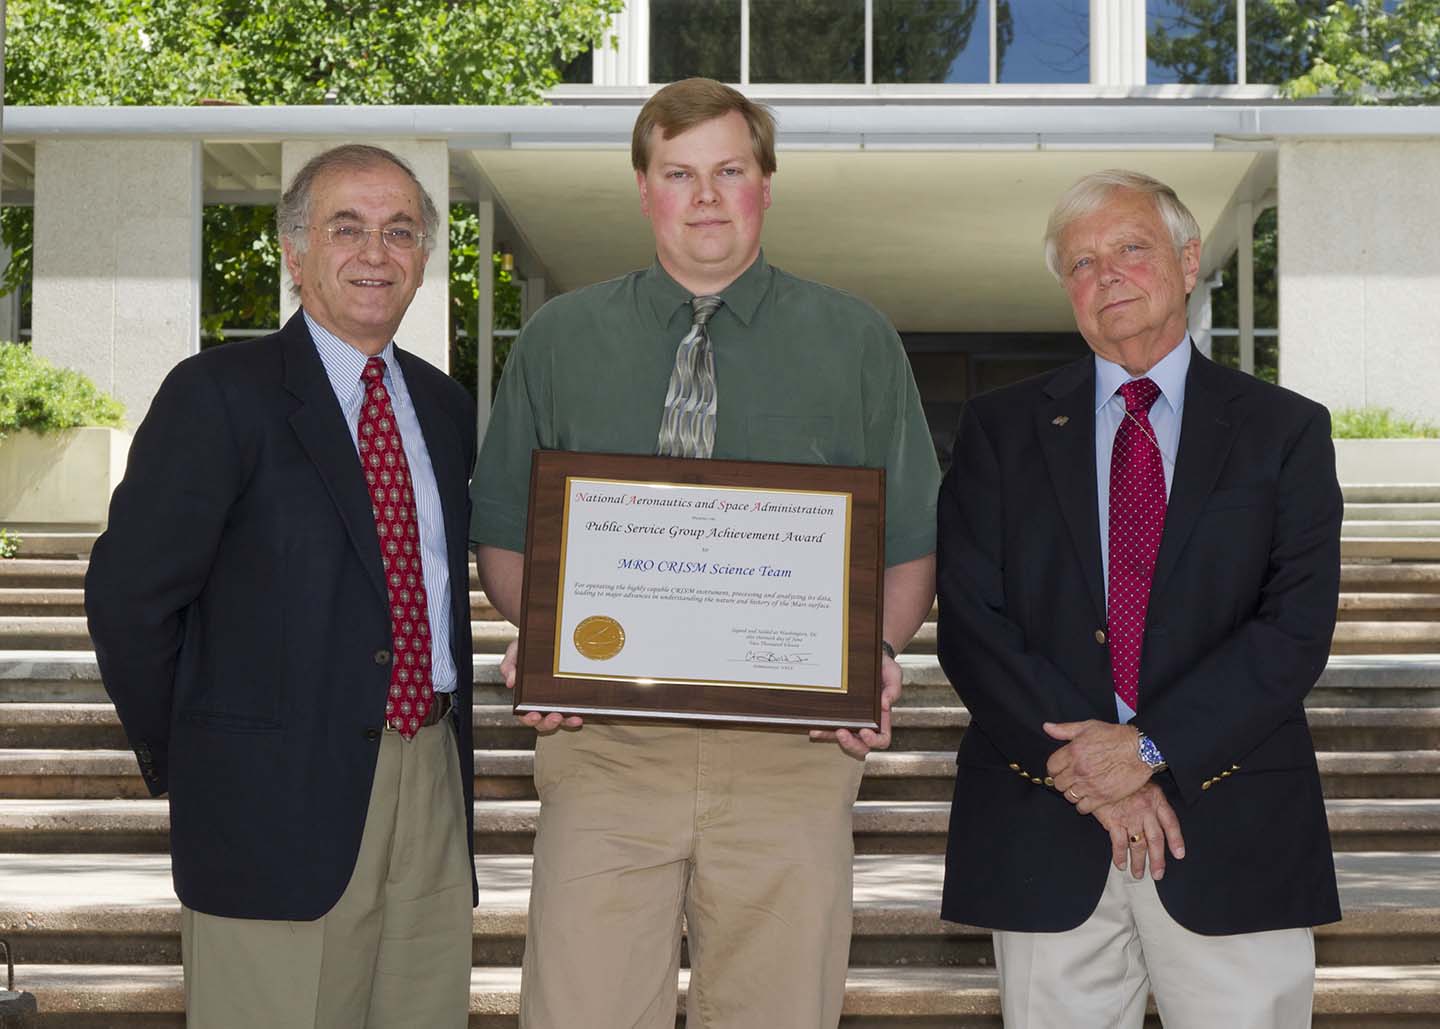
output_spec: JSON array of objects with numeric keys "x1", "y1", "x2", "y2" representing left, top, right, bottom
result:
[
  {"x1": 642, "y1": 249, "x2": 773, "y2": 331},
  {"x1": 1094, "y1": 335, "x2": 1192, "y2": 417},
  {"x1": 304, "y1": 310, "x2": 399, "y2": 406}
]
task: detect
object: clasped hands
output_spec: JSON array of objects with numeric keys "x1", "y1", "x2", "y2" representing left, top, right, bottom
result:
[
  {"x1": 1044, "y1": 720, "x2": 1186, "y2": 881},
  {"x1": 498, "y1": 640, "x2": 902, "y2": 759}
]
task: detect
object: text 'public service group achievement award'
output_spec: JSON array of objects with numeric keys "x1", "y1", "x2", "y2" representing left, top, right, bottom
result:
[{"x1": 515, "y1": 451, "x2": 885, "y2": 729}]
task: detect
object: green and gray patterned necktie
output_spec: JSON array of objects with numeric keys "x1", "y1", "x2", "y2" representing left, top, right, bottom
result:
[{"x1": 656, "y1": 295, "x2": 723, "y2": 459}]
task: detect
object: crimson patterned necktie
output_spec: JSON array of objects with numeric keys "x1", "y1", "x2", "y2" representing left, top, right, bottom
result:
[
  {"x1": 359, "y1": 357, "x2": 433, "y2": 738},
  {"x1": 1108, "y1": 377, "x2": 1167, "y2": 712}
]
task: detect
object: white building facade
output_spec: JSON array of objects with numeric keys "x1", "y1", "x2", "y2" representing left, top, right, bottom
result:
[{"x1": 3, "y1": 0, "x2": 1438, "y2": 439}]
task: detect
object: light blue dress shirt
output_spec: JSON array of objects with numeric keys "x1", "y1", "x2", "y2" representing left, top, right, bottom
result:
[
  {"x1": 304, "y1": 311, "x2": 457, "y2": 693},
  {"x1": 1094, "y1": 336, "x2": 1191, "y2": 723}
]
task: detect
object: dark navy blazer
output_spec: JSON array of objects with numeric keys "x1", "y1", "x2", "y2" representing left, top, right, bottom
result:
[
  {"x1": 86, "y1": 312, "x2": 478, "y2": 919},
  {"x1": 937, "y1": 347, "x2": 1343, "y2": 935}
]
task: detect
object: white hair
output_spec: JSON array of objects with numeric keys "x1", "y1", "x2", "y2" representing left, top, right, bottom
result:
[{"x1": 1043, "y1": 169, "x2": 1201, "y2": 280}]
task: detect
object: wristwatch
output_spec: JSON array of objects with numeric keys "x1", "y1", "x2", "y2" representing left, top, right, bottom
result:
[
  {"x1": 880, "y1": 640, "x2": 897, "y2": 661},
  {"x1": 1136, "y1": 731, "x2": 1167, "y2": 774}
]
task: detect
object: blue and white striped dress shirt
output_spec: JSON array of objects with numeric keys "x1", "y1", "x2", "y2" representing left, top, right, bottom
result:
[{"x1": 304, "y1": 311, "x2": 457, "y2": 693}]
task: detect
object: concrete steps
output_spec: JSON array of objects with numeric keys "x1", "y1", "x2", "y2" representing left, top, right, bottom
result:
[
  {"x1": 6, "y1": 614, "x2": 1440, "y2": 655},
  {"x1": 7, "y1": 587, "x2": 1438, "y2": 624},
  {"x1": 3, "y1": 854, "x2": 1439, "y2": 1026},
  {"x1": 7, "y1": 964, "x2": 1440, "y2": 1028},
  {"x1": 3, "y1": 853, "x2": 1436, "y2": 967},
  {"x1": 2, "y1": 523, "x2": 1438, "y2": 1025},
  {"x1": 2, "y1": 797, "x2": 1437, "y2": 855},
  {"x1": 3, "y1": 746, "x2": 1436, "y2": 802}
]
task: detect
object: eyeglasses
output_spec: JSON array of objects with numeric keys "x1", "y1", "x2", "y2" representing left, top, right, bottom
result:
[{"x1": 301, "y1": 223, "x2": 427, "y2": 252}]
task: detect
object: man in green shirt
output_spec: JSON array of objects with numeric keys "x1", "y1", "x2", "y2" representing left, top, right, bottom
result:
[{"x1": 471, "y1": 77, "x2": 939, "y2": 1028}]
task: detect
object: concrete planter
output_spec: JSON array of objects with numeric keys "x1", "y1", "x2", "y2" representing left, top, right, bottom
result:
[
  {"x1": 0, "y1": 427, "x2": 131, "y2": 528},
  {"x1": 1334, "y1": 439, "x2": 1440, "y2": 485}
]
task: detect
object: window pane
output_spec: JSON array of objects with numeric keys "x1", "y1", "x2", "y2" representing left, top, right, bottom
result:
[
  {"x1": 650, "y1": 0, "x2": 742, "y2": 84},
  {"x1": 750, "y1": 0, "x2": 865, "y2": 83},
  {"x1": 874, "y1": 0, "x2": 990, "y2": 83},
  {"x1": 997, "y1": 0, "x2": 1090, "y2": 83},
  {"x1": 1245, "y1": 0, "x2": 1324, "y2": 85},
  {"x1": 1147, "y1": 0, "x2": 1236, "y2": 84},
  {"x1": 558, "y1": 48, "x2": 594, "y2": 85}
]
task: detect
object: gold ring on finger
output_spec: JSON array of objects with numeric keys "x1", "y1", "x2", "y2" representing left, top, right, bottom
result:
[
  {"x1": 1128, "y1": 833, "x2": 1145, "y2": 845},
  {"x1": 1067, "y1": 789, "x2": 1081, "y2": 801}
]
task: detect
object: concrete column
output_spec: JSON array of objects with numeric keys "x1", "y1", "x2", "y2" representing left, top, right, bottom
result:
[
  {"x1": 280, "y1": 140, "x2": 450, "y2": 372},
  {"x1": 1236, "y1": 200, "x2": 1255, "y2": 375},
  {"x1": 1092, "y1": 0, "x2": 1146, "y2": 87},
  {"x1": 1187, "y1": 273, "x2": 1219, "y2": 359},
  {"x1": 1278, "y1": 140, "x2": 1440, "y2": 422},
  {"x1": 595, "y1": 0, "x2": 650, "y2": 86},
  {"x1": 522, "y1": 276, "x2": 547, "y2": 323},
  {"x1": 475, "y1": 200, "x2": 495, "y2": 445},
  {"x1": 0, "y1": 238, "x2": 19, "y2": 341},
  {"x1": 31, "y1": 140, "x2": 202, "y2": 426}
]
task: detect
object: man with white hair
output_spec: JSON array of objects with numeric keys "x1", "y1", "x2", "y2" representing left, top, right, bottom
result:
[{"x1": 936, "y1": 169, "x2": 1342, "y2": 1026}]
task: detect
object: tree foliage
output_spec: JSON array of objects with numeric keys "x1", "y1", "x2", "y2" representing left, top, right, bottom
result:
[
  {"x1": 2, "y1": 0, "x2": 620, "y2": 386},
  {"x1": 1277, "y1": 0, "x2": 1440, "y2": 103},
  {"x1": 6, "y1": 0, "x2": 622, "y2": 106},
  {"x1": 1145, "y1": 0, "x2": 1440, "y2": 98}
]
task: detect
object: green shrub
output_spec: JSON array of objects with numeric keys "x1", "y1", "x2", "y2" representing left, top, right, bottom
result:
[
  {"x1": 1332, "y1": 407, "x2": 1440, "y2": 440},
  {"x1": 0, "y1": 529, "x2": 19, "y2": 559},
  {"x1": 0, "y1": 342, "x2": 124, "y2": 443}
]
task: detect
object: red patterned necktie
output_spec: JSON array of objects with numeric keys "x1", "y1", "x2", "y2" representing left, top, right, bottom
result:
[
  {"x1": 359, "y1": 357, "x2": 433, "y2": 739},
  {"x1": 1108, "y1": 377, "x2": 1167, "y2": 712}
]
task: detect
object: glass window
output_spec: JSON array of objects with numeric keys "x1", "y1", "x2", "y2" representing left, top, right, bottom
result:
[
  {"x1": 874, "y1": 0, "x2": 991, "y2": 83},
  {"x1": 997, "y1": 0, "x2": 1090, "y2": 83},
  {"x1": 750, "y1": 0, "x2": 865, "y2": 83},
  {"x1": 1147, "y1": 0, "x2": 1236, "y2": 85},
  {"x1": 1245, "y1": 0, "x2": 1327, "y2": 85},
  {"x1": 650, "y1": 0, "x2": 742, "y2": 84},
  {"x1": 557, "y1": 48, "x2": 594, "y2": 85}
]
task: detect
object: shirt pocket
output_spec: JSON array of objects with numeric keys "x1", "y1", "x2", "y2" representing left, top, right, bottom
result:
[{"x1": 748, "y1": 414, "x2": 836, "y2": 464}]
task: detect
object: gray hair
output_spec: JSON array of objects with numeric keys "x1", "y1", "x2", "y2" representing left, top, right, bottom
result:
[
  {"x1": 278, "y1": 144, "x2": 441, "y2": 296},
  {"x1": 1043, "y1": 169, "x2": 1201, "y2": 280}
]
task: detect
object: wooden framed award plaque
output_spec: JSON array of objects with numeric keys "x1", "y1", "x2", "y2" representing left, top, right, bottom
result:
[{"x1": 513, "y1": 450, "x2": 885, "y2": 730}]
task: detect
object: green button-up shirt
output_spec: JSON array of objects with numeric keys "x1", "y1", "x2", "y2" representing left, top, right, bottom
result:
[{"x1": 470, "y1": 251, "x2": 940, "y2": 566}]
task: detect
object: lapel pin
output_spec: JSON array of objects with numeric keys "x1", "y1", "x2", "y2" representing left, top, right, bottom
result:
[{"x1": 1051, "y1": 415, "x2": 1070, "y2": 427}]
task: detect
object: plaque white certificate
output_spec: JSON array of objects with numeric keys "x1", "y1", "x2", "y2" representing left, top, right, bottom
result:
[{"x1": 553, "y1": 476, "x2": 853, "y2": 693}]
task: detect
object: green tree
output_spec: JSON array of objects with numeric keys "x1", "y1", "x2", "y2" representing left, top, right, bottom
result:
[
  {"x1": 1278, "y1": 0, "x2": 1440, "y2": 103},
  {"x1": 872, "y1": 0, "x2": 983, "y2": 84},
  {"x1": 2, "y1": 0, "x2": 621, "y2": 384}
]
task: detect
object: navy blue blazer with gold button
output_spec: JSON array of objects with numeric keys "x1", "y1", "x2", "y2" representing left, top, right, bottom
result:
[
  {"x1": 86, "y1": 312, "x2": 478, "y2": 920},
  {"x1": 937, "y1": 346, "x2": 1342, "y2": 935}
]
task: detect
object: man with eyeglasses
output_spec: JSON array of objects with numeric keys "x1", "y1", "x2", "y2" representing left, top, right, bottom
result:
[{"x1": 86, "y1": 144, "x2": 477, "y2": 1027}]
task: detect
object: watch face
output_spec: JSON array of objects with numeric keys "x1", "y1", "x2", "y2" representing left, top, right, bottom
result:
[{"x1": 1138, "y1": 735, "x2": 1164, "y2": 768}]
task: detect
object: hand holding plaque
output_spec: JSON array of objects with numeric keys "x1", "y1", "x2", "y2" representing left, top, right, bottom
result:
[{"x1": 514, "y1": 451, "x2": 885, "y2": 729}]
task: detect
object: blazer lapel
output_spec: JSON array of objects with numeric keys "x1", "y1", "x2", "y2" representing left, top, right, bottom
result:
[
  {"x1": 280, "y1": 313, "x2": 389, "y2": 606},
  {"x1": 1151, "y1": 348, "x2": 1244, "y2": 599},
  {"x1": 1036, "y1": 357, "x2": 1106, "y2": 625}
]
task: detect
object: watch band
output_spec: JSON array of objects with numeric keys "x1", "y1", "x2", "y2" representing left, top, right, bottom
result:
[{"x1": 881, "y1": 640, "x2": 897, "y2": 661}]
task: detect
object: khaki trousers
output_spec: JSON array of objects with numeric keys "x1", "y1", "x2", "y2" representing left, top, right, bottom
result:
[
  {"x1": 520, "y1": 722, "x2": 867, "y2": 1029},
  {"x1": 181, "y1": 716, "x2": 473, "y2": 1029},
  {"x1": 994, "y1": 861, "x2": 1315, "y2": 1029}
]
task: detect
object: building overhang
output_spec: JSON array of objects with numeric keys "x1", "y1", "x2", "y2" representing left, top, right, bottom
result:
[{"x1": 5, "y1": 103, "x2": 1435, "y2": 332}]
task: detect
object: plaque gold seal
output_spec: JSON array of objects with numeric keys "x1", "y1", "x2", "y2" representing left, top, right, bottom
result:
[{"x1": 574, "y1": 615, "x2": 626, "y2": 660}]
